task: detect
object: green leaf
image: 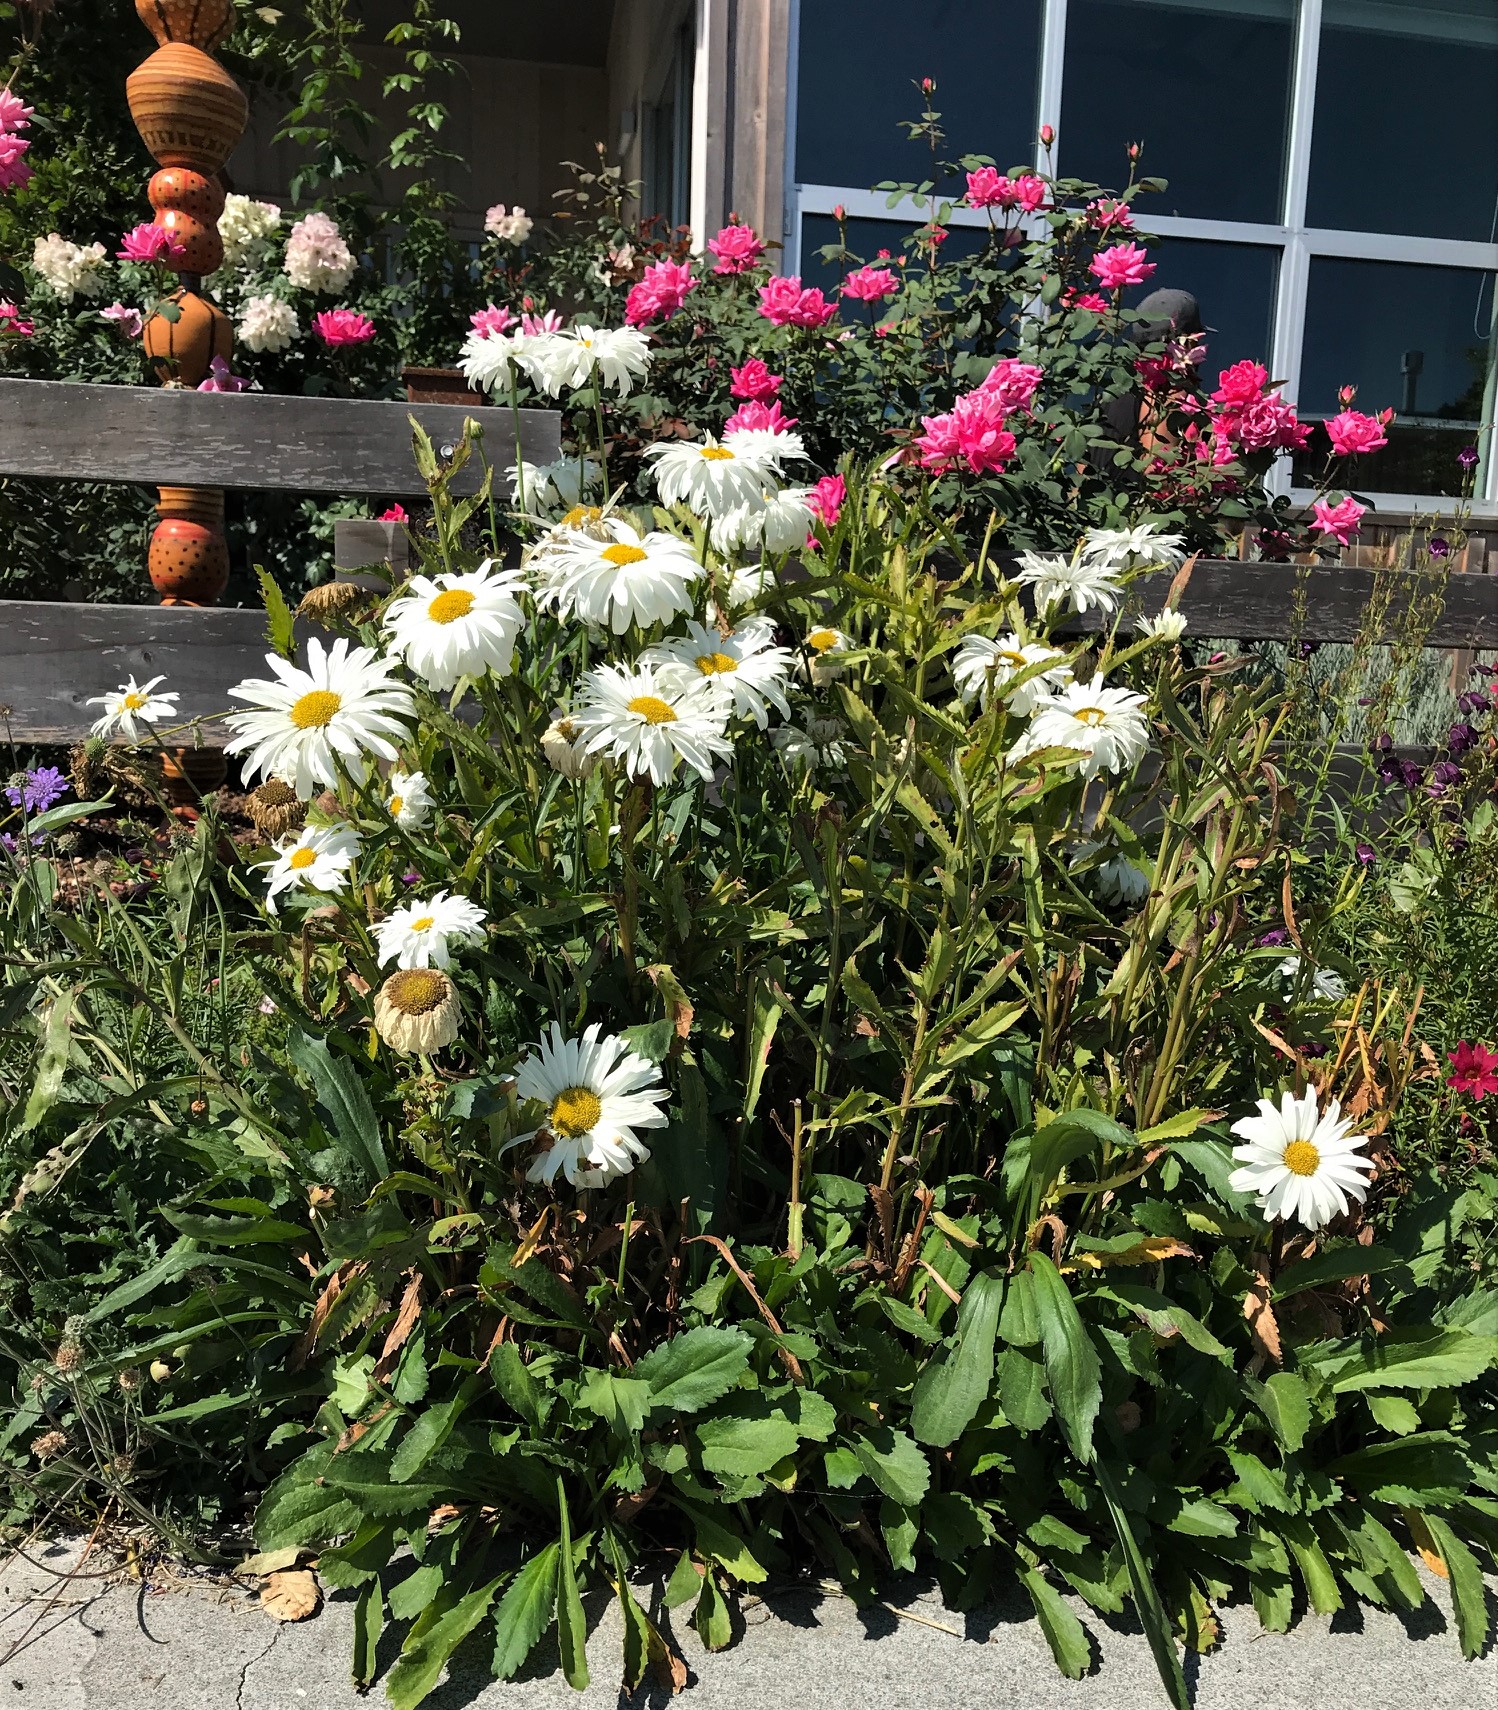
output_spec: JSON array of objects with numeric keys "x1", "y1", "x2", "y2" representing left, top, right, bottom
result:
[
  {"x1": 634, "y1": 1326, "x2": 752, "y2": 1415},
  {"x1": 256, "y1": 563, "x2": 298, "y2": 659},
  {"x1": 696, "y1": 1410, "x2": 801, "y2": 1481},
  {"x1": 851, "y1": 1427, "x2": 930, "y2": 1507},
  {"x1": 385, "y1": 1576, "x2": 502, "y2": 1710},
  {"x1": 997, "y1": 1346, "x2": 1051, "y2": 1431},
  {"x1": 910, "y1": 1270, "x2": 1004, "y2": 1447},
  {"x1": 1281, "y1": 1516, "x2": 1341, "y2": 1614},
  {"x1": 1096, "y1": 1460, "x2": 1189, "y2": 1710},
  {"x1": 1019, "y1": 1568, "x2": 1091, "y2": 1679},
  {"x1": 1028, "y1": 1253, "x2": 1101, "y2": 1464},
  {"x1": 490, "y1": 1342, "x2": 544, "y2": 1430},
  {"x1": 577, "y1": 1370, "x2": 651, "y2": 1436},
  {"x1": 880, "y1": 1500, "x2": 919, "y2": 1574},
  {"x1": 1328, "y1": 1433, "x2": 1472, "y2": 1504},
  {"x1": 20, "y1": 988, "x2": 76, "y2": 1133},
  {"x1": 490, "y1": 1547, "x2": 558, "y2": 1680},
  {"x1": 387, "y1": 1563, "x2": 444, "y2": 1621},
  {"x1": 678, "y1": 1501, "x2": 769, "y2": 1583},
  {"x1": 1248, "y1": 1371, "x2": 1312, "y2": 1454},
  {"x1": 555, "y1": 1480, "x2": 589, "y2": 1690},
  {"x1": 1366, "y1": 1393, "x2": 1422, "y2": 1435},
  {"x1": 289, "y1": 1028, "x2": 388, "y2": 1187},
  {"x1": 352, "y1": 1580, "x2": 383, "y2": 1690},
  {"x1": 1326, "y1": 1330, "x2": 1498, "y2": 1393},
  {"x1": 693, "y1": 1568, "x2": 732, "y2": 1651},
  {"x1": 391, "y1": 1384, "x2": 473, "y2": 1482},
  {"x1": 1417, "y1": 1515, "x2": 1490, "y2": 1659},
  {"x1": 1025, "y1": 1109, "x2": 1135, "y2": 1227},
  {"x1": 1273, "y1": 1244, "x2": 1401, "y2": 1299},
  {"x1": 254, "y1": 1446, "x2": 362, "y2": 1548},
  {"x1": 664, "y1": 1549, "x2": 701, "y2": 1609}
]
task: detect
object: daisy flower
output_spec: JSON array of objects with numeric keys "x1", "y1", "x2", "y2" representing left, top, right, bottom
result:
[
  {"x1": 1228, "y1": 1087, "x2": 1374, "y2": 1230},
  {"x1": 374, "y1": 889, "x2": 487, "y2": 970},
  {"x1": 573, "y1": 663, "x2": 733, "y2": 785},
  {"x1": 386, "y1": 769, "x2": 434, "y2": 829},
  {"x1": 509, "y1": 1020, "x2": 669, "y2": 1187},
  {"x1": 951, "y1": 634, "x2": 1070, "y2": 715},
  {"x1": 87, "y1": 675, "x2": 179, "y2": 742},
  {"x1": 774, "y1": 715, "x2": 848, "y2": 772},
  {"x1": 508, "y1": 454, "x2": 602, "y2": 517},
  {"x1": 1277, "y1": 955, "x2": 1347, "y2": 1002},
  {"x1": 1012, "y1": 548, "x2": 1124, "y2": 617},
  {"x1": 458, "y1": 327, "x2": 543, "y2": 394},
  {"x1": 1071, "y1": 842, "x2": 1151, "y2": 907},
  {"x1": 225, "y1": 638, "x2": 416, "y2": 799},
  {"x1": 645, "y1": 435, "x2": 783, "y2": 518},
  {"x1": 1136, "y1": 606, "x2": 1187, "y2": 642},
  {"x1": 720, "y1": 424, "x2": 810, "y2": 470},
  {"x1": 1083, "y1": 523, "x2": 1186, "y2": 572},
  {"x1": 542, "y1": 520, "x2": 702, "y2": 634},
  {"x1": 642, "y1": 620, "x2": 793, "y2": 728},
  {"x1": 1014, "y1": 677, "x2": 1151, "y2": 779},
  {"x1": 801, "y1": 624, "x2": 849, "y2": 686},
  {"x1": 374, "y1": 968, "x2": 461, "y2": 1054},
  {"x1": 258, "y1": 823, "x2": 360, "y2": 914},
  {"x1": 715, "y1": 563, "x2": 775, "y2": 619},
  {"x1": 531, "y1": 324, "x2": 652, "y2": 397},
  {"x1": 382, "y1": 560, "x2": 528, "y2": 691},
  {"x1": 711, "y1": 486, "x2": 816, "y2": 555}
]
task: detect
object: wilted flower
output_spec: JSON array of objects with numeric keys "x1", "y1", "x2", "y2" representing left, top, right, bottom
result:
[
  {"x1": 374, "y1": 968, "x2": 461, "y2": 1054},
  {"x1": 100, "y1": 301, "x2": 144, "y2": 339}
]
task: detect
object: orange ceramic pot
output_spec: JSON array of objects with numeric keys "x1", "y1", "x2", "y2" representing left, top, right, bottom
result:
[
  {"x1": 143, "y1": 287, "x2": 231, "y2": 386},
  {"x1": 150, "y1": 487, "x2": 229, "y2": 604},
  {"x1": 126, "y1": 42, "x2": 247, "y2": 174},
  {"x1": 137, "y1": 0, "x2": 234, "y2": 50},
  {"x1": 148, "y1": 168, "x2": 225, "y2": 273}
]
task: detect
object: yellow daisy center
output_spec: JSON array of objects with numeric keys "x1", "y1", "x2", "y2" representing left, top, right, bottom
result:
[
  {"x1": 602, "y1": 543, "x2": 649, "y2": 566},
  {"x1": 807, "y1": 629, "x2": 839, "y2": 653},
  {"x1": 560, "y1": 504, "x2": 601, "y2": 528},
  {"x1": 288, "y1": 846, "x2": 318, "y2": 870},
  {"x1": 428, "y1": 588, "x2": 475, "y2": 625},
  {"x1": 549, "y1": 1085, "x2": 602, "y2": 1138},
  {"x1": 1283, "y1": 1139, "x2": 1321, "y2": 1177},
  {"x1": 410, "y1": 915, "x2": 435, "y2": 932},
  {"x1": 122, "y1": 691, "x2": 147, "y2": 710},
  {"x1": 696, "y1": 651, "x2": 738, "y2": 675},
  {"x1": 998, "y1": 649, "x2": 1029, "y2": 667},
  {"x1": 389, "y1": 795, "x2": 404, "y2": 817},
  {"x1": 627, "y1": 694, "x2": 677, "y2": 725},
  {"x1": 1075, "y1": 706, "x2": 1109, "y2": 727},
  {"x1": 700, "y1": 446, "x2": 736, "y2": 461},
  {"x1": 289, "y1": 689, "x2": 341, "y2": 729},
  {"x1": 386, "y1": 968, "x2": 449, "y2": 1015}
]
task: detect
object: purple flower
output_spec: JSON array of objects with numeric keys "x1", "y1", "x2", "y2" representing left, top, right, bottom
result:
[
  {"x1": 1256, "y1": 928, "x2": 1289, "y2": 947},
  {"x1": 1458, "y1": 445, "x2": 1479, "y2": 471},
  {"x1": 1459, "y1": 689, "x2": 1489, "y2": 715},
  {"x1": 1399, "y1": 759, "x2": 1423, "y2": 790},
  {"x1": 5, "y1": 766, "x2": 70, "y2": 813},
  {"x1": 1448, "y1": 721, "x2": 1478, "y2": 756},
  {"x1": 1374, "y1": 732, "x2": 1393, "y2": 752},
  {"x1": 401, "y1": 869, "x2": 421, "y2": 886},
  {"x1": 1355, "y1": 841, "x2": 1376, "y2": 865},
  {"x1": 1428, "y1": 537, "x2": 1449, "y2": 560}
]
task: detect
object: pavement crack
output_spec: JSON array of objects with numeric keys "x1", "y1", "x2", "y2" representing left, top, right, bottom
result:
[{"x1": 235, "y1": 1621, "x2": 284, "y2": 1710}]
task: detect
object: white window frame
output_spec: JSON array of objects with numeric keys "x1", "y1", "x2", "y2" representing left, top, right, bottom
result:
[{"x1": 783, "y1": 0, "x2": 1498, "y2": 514}]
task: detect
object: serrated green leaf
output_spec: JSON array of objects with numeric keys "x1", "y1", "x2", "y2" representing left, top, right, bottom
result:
[
  {"x1": 1020, "y1": 1567, "x2": 1092, "y2": 1679},
  {"x1": 911, "y1": 1270, "x2": 1003, "y2": 1447},
  {"x1": 851, "y1": 1426, "x2": 929, "y2": 1507},
  {"x1": 385, "y1": 1575, "x2": 502, "y2": 1710},
  {"x1": 555, "y1": 1479, "x2": 589, "y2": 1690},
  {"x1": 1416, "y1": 1515, "x2": 1489, "y2": 1658},
  {"x1": 255, "y1": 563, "x2": 298, "y2": 659},
  {"x1": 1029, "y1": 1253, "x2": 1101, "y2": 1464},
  {"x1": 490, "y1": 1547, "x2": 558, "y2": 1680},
  {"x1": 634, "y1": 1326, "x2": 752, "y2": 1415}
]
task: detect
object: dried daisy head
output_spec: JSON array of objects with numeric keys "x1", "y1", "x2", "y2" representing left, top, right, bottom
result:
[
  {"x1": 374, "y1": 968, "x2": 461, "y2": 1054},
  {"x1": 247, "y1": 778, "x2": 306, "y2": 840},
  {"x1": 31, "y1": 1430, "x2": 68, "y2": 1462},
  {"x1": 297, "y1": 580, "x2": 370, "y2": 624},
  {"x1": 540, "y1": 715, "x2": 596, "y2": 781},
  {"x1": 117, "y1": 1367, "x2": 143, "y2": 1394}
]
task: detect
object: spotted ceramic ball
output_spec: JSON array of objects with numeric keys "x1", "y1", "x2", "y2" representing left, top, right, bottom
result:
[
  {"x1": 149, "y1": 518, "x2": 229, "y2": 603},
  {"x1": 148, "y1": 167, "x2": 224, "y2": 225}
]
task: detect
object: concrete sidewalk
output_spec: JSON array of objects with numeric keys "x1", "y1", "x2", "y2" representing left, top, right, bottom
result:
[{"x1": 0, "y1": 1539, "x2": 1490, "y2": 1709}]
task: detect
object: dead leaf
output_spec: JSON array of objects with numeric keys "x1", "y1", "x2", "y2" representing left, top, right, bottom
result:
[
  {"x1": 372, "y1": 1270, "x2": 423, "y2": 1382},
  {"x1": 291, "y1": 1261, "x2": 368, "y2": 1371},
  {"x1": 1405, "y1": 1510, "x2": 1449, "y2": 1578},
  {"x1": 1243, "y1": 1255, "x2": 1282, "y2": 1365},
  {"x1": 651, "y1": 1638, "x2": 689, "y2": 1694},
  {"x1": 260, "y1": 1569, "x2": 321, "y2": 1623},
  {"x1": 1066, "y1": 1237, "x2": 1196, "y2": 1272},
  {"x1": 235, "y1": 1547, "x2": 304, "y2": 1579}
]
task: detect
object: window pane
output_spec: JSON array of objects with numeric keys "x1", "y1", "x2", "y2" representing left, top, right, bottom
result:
[
  {"x1": 1124, "y1": 238, "x2": 1279, "y2": 375},
  {"x1": 1294, "y1": 256, "x2": 1494, "y2": 493},
  {"x1": 1061, "y1": 0, "x2": 1296, "y2": 222},
  {"x1": 795, "y1": 0, "x2": 1043, "y2": 188},
  {"x1": 1308, "y1": 1, "x2": 1498, "y2": 241},
  {"x1": 797, "y1": 214, "x2": 989, "y2": 296}
]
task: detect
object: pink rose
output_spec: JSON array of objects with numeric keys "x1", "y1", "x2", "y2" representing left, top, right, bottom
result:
[
  {"x1": 706, "y1": 221, "x2": 765, "y2": 274},
  {"x1": 757, "y1": 275, "x2": 837, "y2": 328},
  {"x1": 807, "y1": 473, "x2": 846, "y2": 528},
  {"x1": 1089, "y1": 241, "x2": 1155, "y2": 290},
  {"x1": 0, "y1": 130, "x2": 31, "y2": 192},
  {"x1": 379, "y1": 503, "x2": 409, "y2": 523},
  {"x1": 729, "y1": 358, "x2": 781, "y2": 401},
  {"x1": 917, "y1": 390, "x2": 1016, "y2": 476},
  {"x1": 723, "y1": 398, "x2": 798, "y2": 436},
  {"x1": 470, "y1": 304, "x2": 516, "y2": 338},
  {"x1": 624, "y1": 257, "x2": 697, "y2": 325},
  {"x1": 1311, "y1": 495, "x2": 1366, "y2": 545},
  {"x1": 313, "y1": 307, "x2": 376, "y2": 347},
  {"x1": 117, "y1": 222, "x2": 186, "y2": 265},
  {"x1": 520, "y1": 309, "x2": 564, "y2": 334},
  {"x1": 1211, "y1": 361, "x2": 1269, "y2": 409},
  {"x1": 196, "y1": 354, "x2": 249, "y2": 393},
  {"x1": 1087, "y1": 198, "x2": 1133, "y2": 231},
  {"x1": 0, "y1": 90, "x2": 34, "y2": 132},
  {"x1": 100, "y1": 302, "x2": 144, "y2": 339},
  {"x1": 842, "y1": 263, "x2": 899, "y2": 302},
  {"x1": 964, "y1": 166, "x2": 1007, "y2": 208},
  {"x1": 1216, "y1": 393, "x2": 1308, "y2": 453},
  {"x1": 1064, "y1": 289, "x2": 1110, "y2": 313},
  {"x1": 1325, "y1": 408, "x2": 1391, "y2": 456},
  {"x1": 0, "y1": 299, "x2": 34, "y2": 337},
  {"x1": 977, "y1": 358, "x2": 1044, "y2": 415}
]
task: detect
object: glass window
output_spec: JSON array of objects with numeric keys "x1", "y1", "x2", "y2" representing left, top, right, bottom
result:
[
  {"x1": 794, "y1": 0, "x2": 1043, "y2": 189},
  {"x1": 1294, "y1": 256, "x2": 1494, "y2": 493},
  {"x1": 1060, "y1": 0, "x2": 1296, "y2": 222},
  {"x1": 1308, "y1": 0, "x2": 1498, "y2": 241},
  {"x1": 642, "y1": 20, "x2": 694, "y2": 228},
  {"x1": 1123, "y1": 237, "x2": 1279, "y2": 376},
  {"x1": 797, "y1": 215, "x2": 992, "y2": 297}
]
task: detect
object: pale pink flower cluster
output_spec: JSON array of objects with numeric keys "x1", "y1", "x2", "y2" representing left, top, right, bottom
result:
[
  {"x1": 730, "y1": 358, "x2": 781, "y2": 400},
  {"x1": 624, "y1": 258, "x2": 697, "y2": 326},
  {"x1": 284, "y1": 211, "x2": 355, "y2": 294},
  {"x1": 707, "y1": 221, "x2": 765, "y2": 274},
  {"x1": 313, "y1": 307, "x2": 375, "y2": 348},
  {"x1": 1207, "y1": 361, "x2": 1309, "y2": 455},
  {"x1": 0, "y1": 87, "x2": 32, "y2": 194},
  {"x1": 1326, "y1": 408, "x2": 1392, "y2": 456},
  {"x1": 100, "y1": 302, "x2": 143, "y2": 339},
  {"x1": 484, "y1": 203, "x2": 533, "y2": 245},
  {"x1": 1089, "y1": 241, "x2": 1154, "y2": 290},
  {"x1": 723, "y1": 398, "x2": 798, "y2": 436},
  {"x1": 965, "y1": 167, "x2": 1047, "y2": 212},
  {"x1": 216, "y1": 194, "x2": 281, "y2": 273},
  {"x1": 470, "y1": 303, "x2": 516, "y2": 339},
  {"x1": 758, "y1": 275, "x2": 837, "y2": 329},
  {"x1": 842, "y1": 263, "x2": 899, "y2": 302},
  {"x1": 31, "y1": 233, "x2": 107, "y2": 303},
  {"x1": 1311, "y1": 494, "x2": 1366, "y2": 544}
]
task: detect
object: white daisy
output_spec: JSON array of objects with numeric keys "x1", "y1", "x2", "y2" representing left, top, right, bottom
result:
[
  {"x1": 509, "y1": 455, "x2": 602, "y2": 517},
  {"x1": 711, "y1": 486, "x2": 816, "y2": 555},
  {"x1": 508, "y1": 1020, "x2": 670, "y2": 1188},
  {"x1": 86, "y1": 675, "x2": 180, "y2": 742},
  {"x1": 258, "y1": 823, "x2": 360, "y2": 914},
  {"x1": 951, "y1": 634, "x2": 1070, "y2": 715},
  {"x1": 1014, "y1": 677, "x2": 1151, "y2": 779},
  {"x1": 1083, "y1": 524, "x2": 1186, "y2": 572},
  {"x1": 541, "y1": 520, "x2": 702, "y2": 634},
  {"x1": 531, "y1": 325, "x2": 652, "y2": 398},
  {"x1": 225, "y1": 639, "x2": 417, "y2": 800},
  {"x1": 645, "y1": 435, "x2": 783, "y2": 518},
  {"x1": 642, "y1": 621, "x2": 793, "y2": 728},
  {"x1": 1228, "y1": 1088, "x2": 1374, "y2": 1231},
  {"x1": 1069, "y1": 844, "x2": 1151, "y2": 907},
  {"x1": 1012, "y1": 548, "x2": 1123, "y2": 617},
  {"x1": 1136, "y1": 606, "x2": 1187, "y2": 642},
  {"x1": 573, "y1": 663, "x2": 732, "y2": 786},
  {"x1": 801, "y1": 625, "x2": 849, "y2": 687},
  {"x1": 774, "y1": 715, "x2": 848, "y2": 773},
  {"x1": 458, "y1": 328, "x2": 543, "y2": 394},
  {"x1": 386, "y1": 769, "x2": 433, "y2": 829},
  {"x1": 715, "y1": 563, "x2": 775, "y2": 619},
  {"x1": 722, "y1": 425, "x2": 810, "y2": 470},
  {"x1": 1277, "y1": 955, "x2": 1348, "y2": 1002},
  {"x1": 383, "y1": 560, "x2": 528, "y2": 692},
  {"x1": 374, "y1": 889, "x2": 487, "y2": 970}
]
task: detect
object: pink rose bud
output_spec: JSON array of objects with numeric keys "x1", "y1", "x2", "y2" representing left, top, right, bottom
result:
[
  {"x1": 1040, "y1": 124, "x2": 1055, "y2": 147},
  {"x1": 921, "y1": 76, "x2": 935, "y2": 93},
  {"x1": 1128, "y1": 142, "x2": 1141, "y2": 160},
  {"x1": 833, "y1": 203, "x2": 845, "y2": 222}
]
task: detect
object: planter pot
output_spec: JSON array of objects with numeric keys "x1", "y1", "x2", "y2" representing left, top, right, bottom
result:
[{"x1": 401, "y1": 366, "x2": 488, "y2": 407}]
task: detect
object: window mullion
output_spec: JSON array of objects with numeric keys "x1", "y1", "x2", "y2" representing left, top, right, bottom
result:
[
  {"x1": 1036, "y1": 0, "x2": 1068, "y2": 173},
  {"x1": 1282, "y1": 0, "x2": 1323, "y2": 234}
]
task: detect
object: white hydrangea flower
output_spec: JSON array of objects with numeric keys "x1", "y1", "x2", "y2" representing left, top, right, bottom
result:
[
  {"x1": 32, "y1": 233, "x2": 107, "y2": 302},
  {"x1": 217, "y1": 195, "x2": 281, "y2": 273},
  {"x1": 283, "y1": 211, "x2": 355, "y2": 294},
  {"x1": 484, "y1": 203, "x2": 533, "y2": 245},
  {"x1": 237, "y1": 293, "x2": 300, "y2": 353}
]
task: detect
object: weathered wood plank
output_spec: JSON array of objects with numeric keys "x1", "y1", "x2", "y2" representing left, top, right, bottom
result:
[
  {"x1": 333, "y1": 518, "x2": 409, "y2": 575},
  {"x1": 0, "y1": 378, "x2": 559, "y2": 496}
]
